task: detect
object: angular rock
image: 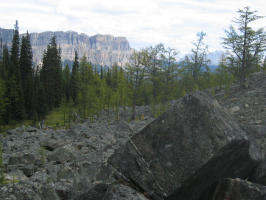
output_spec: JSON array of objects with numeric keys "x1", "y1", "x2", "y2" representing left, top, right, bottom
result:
[
  {"x1": 230, "y1": 106, "x2": 241, "y2": 113},
  {"x1": 74, "y1": 183, "x2": 149, "y2": 200},
  {"x1": 0, "y1": 180, "x2": 42, "y2": 200},
  {"x1": 109, "y1": 91, "x2": 247, "y2": 199},
  {"x1": 103, "y1": 184, "x2": 149, "y2": 200},
  {"x1": 73, "y1": 183, "x2": 109, "y2": 200},
  {"x1": 211, "y1": 178, "x2": 266, "y2": 200},
  {"x1": 251, "y1": 160, "x2": 266, "y2": 185},
  {"x1": 40, "y1": 183, "x2": 60, "y2": 200},
  {"x1": 47, "y1": 144, "x2": 75, "y2": 164},
  {"x1": 166, "y1": 139, "x2": 262, "y2": 200}
]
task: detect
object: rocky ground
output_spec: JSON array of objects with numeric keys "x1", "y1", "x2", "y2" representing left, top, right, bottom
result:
[
  {"x1": 0, "y1": 110, "x2": 154, "y2": 200},
  {"x1": 216, "y1": 71, "x2": 266, "y2": 128},
  {"x1": 0, "y1": 72, "x2": 265, "y2": 200}
]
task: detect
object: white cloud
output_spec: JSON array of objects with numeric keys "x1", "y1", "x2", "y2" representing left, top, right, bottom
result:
[{"x1": 0, "y1": 0, "x2": 265, "y2": 54}]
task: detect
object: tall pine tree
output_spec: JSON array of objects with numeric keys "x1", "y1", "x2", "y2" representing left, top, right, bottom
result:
[
  {"x1": 40, "y1": 36, "x2": 62, "y2": 109},
  {"x1": 19, "y1": 31, "x2": 33, "y2": 117},
  {"x1": 8, "y1": 20, "x2": 25, "y2": 121},
  {"x1": 70, "y1": 51, "x2": 79, "y2": 104},
  {"x1": 63, "y1": 64, "x2": 71, "y2": 102}
]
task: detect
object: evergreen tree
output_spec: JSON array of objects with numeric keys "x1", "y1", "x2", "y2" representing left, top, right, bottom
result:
[
  {"x1": 9, "y1": 20, "x2": 25, "y2": 120},
  {"x1": 70, "y1": 51, "x2": 79, "y2": 104},
  {"x1": 0, "y1": 45, "x2": 9, "y2": 80},
  {"x1": 100, "y1": 66, "x2": 104, "y2": 79},
  {"x1": 0, "y1": 78, "x2": 7, "y2": 127},
  {"x1": 32, "y1": 66, "x2": 47, "y2": 120},
  {"x1": 10, "y1": 20, "x2": 20, "y2": 76},
  {"x1": 223, "y1": 7, "x2": 266, "y2": 87},
  {"x1": 40, "y1": 36, "x2": 63, "y2": 109},
  {"x1": 19, "y1": 32, "x2": 33, "y2": 116},
  {"x1": 63, "y1": 64, "x2": 71, "y2": 101}
]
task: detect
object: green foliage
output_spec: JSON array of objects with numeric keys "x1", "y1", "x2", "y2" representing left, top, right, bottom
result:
[
  {"x1": 70, "y1": 51, "x2": 80, "y2": 104},
  {"x1": 263, "y1": 57, "x2": 266, "y2": 74},
  {"x1": 0, "y1": 78, "x2": 7, "y2": 128},
  {"x1": 0, "y1": 14, "x2": 264, "y2": 128},
  {"x1": 44, "y1": 103, "x2": 77, "y2": 129},
  {"x1": 19, "y1": 32, "x2": 33, "y2": 117},
  {"x1": 40, "y1": 36, "x2": 63, "y2": 110},
  {"x1": 180, "y1": 32, "x2": 210, "y2": 91},
  {"x1": 223, "y1": 7, "x2": 266, "y2": 87},
  {"x1": 63, "y1": 64, "x2": 71, "y2": 101},
  {"x1": 7, "y1": 21, "x2": 25, "y2": 121}
]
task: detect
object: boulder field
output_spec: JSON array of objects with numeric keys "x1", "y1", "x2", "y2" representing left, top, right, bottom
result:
[{"x1": 1, "y1": 72, "x2": 266, "y2": 200}]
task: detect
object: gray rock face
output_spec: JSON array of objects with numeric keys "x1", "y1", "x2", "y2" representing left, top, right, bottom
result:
[
  {"x1": 211, "y1": 178, "x2": 266, "y2": 200},
  {"x1": 0, "y1": 115, "x2": 154, "y2": 200},
  {"x1": 74, "y1": 183, "x2": 149, "y2": 200},
  {"x1": 103, "y1": 184, "x2": 149, "y2": 200},
  {"x1": 166, "y1": 139, "x2": 262, "y2": 200},
  {"x1": 215, "y1": 72, "x2": 266, "y2": 129},
  {"x1": 109, "y1": 91, "x2": 247, "y2": 199},
  {"x1": 0, "y1": 28, "x2": 133, "y2": 66},
  {"x1": 251, "y1": 158, "x2": 266, "y2": 185}
]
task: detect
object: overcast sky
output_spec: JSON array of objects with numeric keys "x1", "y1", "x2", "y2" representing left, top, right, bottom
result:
[{"x1": 0, "y1": 0, "x2": 265, "y2": 54}]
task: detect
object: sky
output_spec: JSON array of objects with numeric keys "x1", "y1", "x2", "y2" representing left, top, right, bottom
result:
[{"x1": 0, "y1": 0, "x2": 265, "y2": 55}]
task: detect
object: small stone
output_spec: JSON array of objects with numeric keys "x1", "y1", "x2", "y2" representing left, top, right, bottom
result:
[
  {"x1": 254, "y1": 120, "x2": 262, "y2": 125},
  {"x1": 230, "y1": 106, "x2": 240, "y2": 113}
]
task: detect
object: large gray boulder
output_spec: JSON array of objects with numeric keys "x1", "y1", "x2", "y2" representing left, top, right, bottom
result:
[
  {"x1": 103, "y1": 184, "x2": 149, "y2": 200},
  {"x1": 109, "y1": 91, "x2": 247, "y2": 199},
  {"x1": 74, "y1": 183, "x2": 149, "y2": 200},
  {"x1": 211, "y1": 178, "x2": 266, "y2": 200},
  {"x1": 166, "y1": 139, "x2": 262, "y2": 200}
]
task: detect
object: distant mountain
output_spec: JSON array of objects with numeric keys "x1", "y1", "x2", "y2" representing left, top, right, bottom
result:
[
  {"x1": 207, "y1": 50, "x2": 224, "y2": 66},
  {"x1": 0, "y1": 28, "x2": 133, "y2": 67},
  {"x1": 178, "y1": 50, "x2": 224, "y2": 71}
]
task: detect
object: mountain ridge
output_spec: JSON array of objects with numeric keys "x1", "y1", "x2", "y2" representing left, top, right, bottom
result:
[
  {"x1": 0, "y1": 27, "x2": 223, "y2": 67},
  {"x1": 0, "y1": 27, "x2": 133, "y2": 67}
]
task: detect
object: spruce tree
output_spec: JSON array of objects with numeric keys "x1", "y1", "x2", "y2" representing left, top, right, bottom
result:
[
  {"x1": 100, "y1": 66, "x2": 104, "y2": 79},
  {"x1": 32, "y1": 66, "x2": 47, "y2": 120},
  {"x1": 70, "y1": 51, "x2": 79, "y2": 104},
  {"x1": 0, "y1": 45, "x2": 9, "y2": 80},
  {"x1": 10, "y1": 20, "x2": 20, "y2": 76},
  {"x1": 0, "y1": 78, "x2": 7, "y2": 127},
  {"x1": 9, "y1": 20, "x2": 25, "y2": 120},
  {"x1": 19, "y1": 32, "x2": 33, "y2": 116},
  {"x1": 40, "y1": 36, "x2": 63, "y2": 109},
  {"x1": 63, "y1": 64, "x2": 71, "y2": 101}
]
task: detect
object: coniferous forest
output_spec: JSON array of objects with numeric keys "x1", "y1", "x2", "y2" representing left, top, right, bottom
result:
[{"x1": 0, "y1": 7, "x2": 265, "y2": 131}]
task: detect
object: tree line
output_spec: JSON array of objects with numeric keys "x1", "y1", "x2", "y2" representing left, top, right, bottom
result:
[{"x1": 0, "y1": 7, "x2": 265, "y2": 129}]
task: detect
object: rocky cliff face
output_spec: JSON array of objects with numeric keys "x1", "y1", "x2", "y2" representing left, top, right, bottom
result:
[{"x1": 0, "y1": 28, "x2": 133, "y2": 67}]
